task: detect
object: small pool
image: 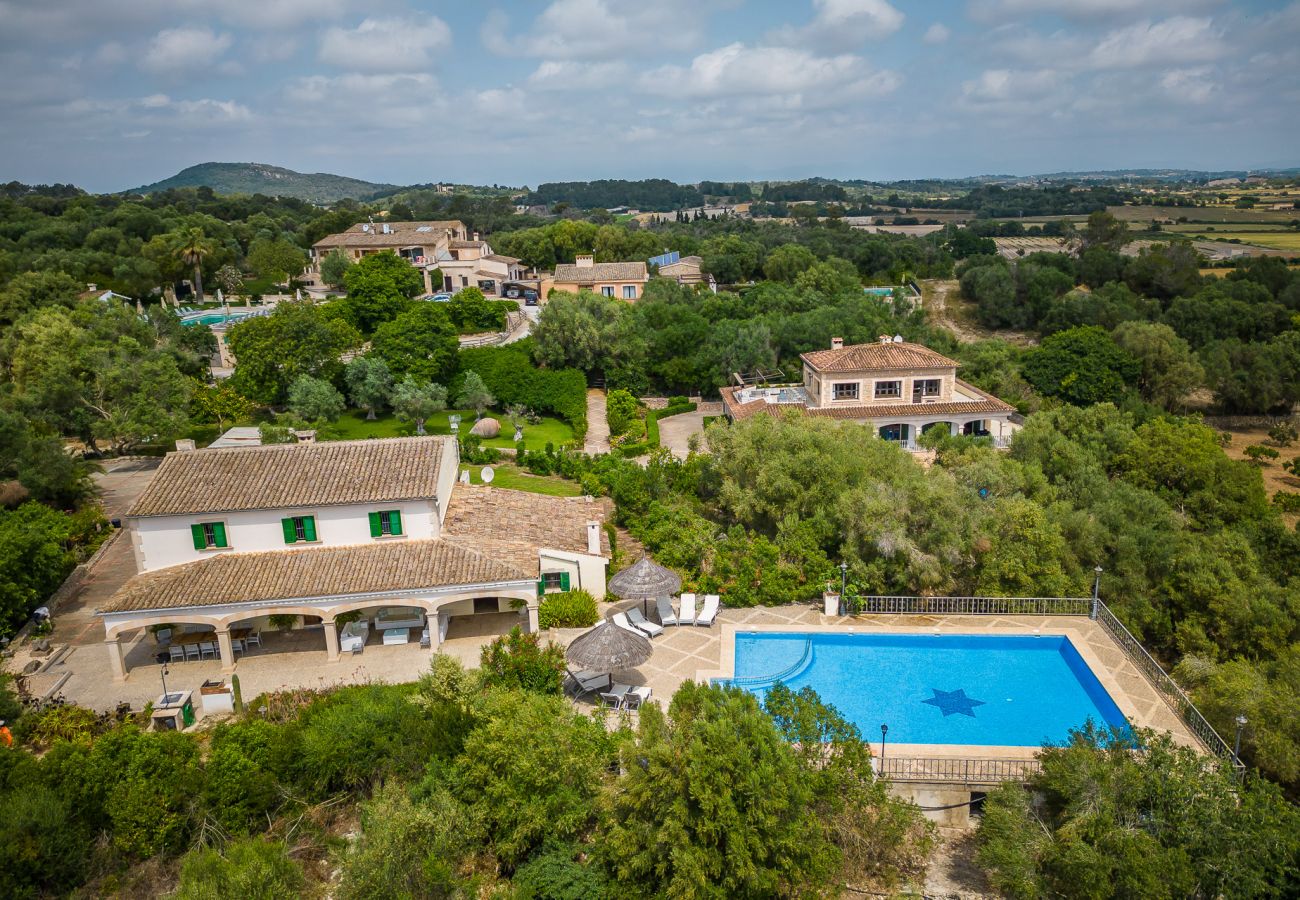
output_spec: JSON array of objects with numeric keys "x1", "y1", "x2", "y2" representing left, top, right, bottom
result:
[
  {"x1": 181, "y1": 313, "x2": 252, "y2": 327},
  {"x1": 729, "y1": 632, "x2": 1128, "y2": 747},
  {"x1": 864, "y1": 286, "x2": 901, "y2": 297}
]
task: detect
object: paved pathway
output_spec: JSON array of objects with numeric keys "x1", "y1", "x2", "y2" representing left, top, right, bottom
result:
[
  {"x1": 584, "y1": 389, "x2": 609, "y2": 455},
  {"x1": 657, "y1": 402, "x2": 722, "y2": 459}
]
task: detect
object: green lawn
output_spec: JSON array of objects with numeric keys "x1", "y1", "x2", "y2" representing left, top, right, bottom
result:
[
  {"x1": 324, "y1": 409, "x2": 576, "y2": 450},
  {"x1": 462, "y1": 464, "x2": 583, "y2": 496}
]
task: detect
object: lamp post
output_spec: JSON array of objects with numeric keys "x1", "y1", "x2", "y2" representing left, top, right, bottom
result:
[
  {"x1": 1090, "y1": 566, "x2": 1103, "y2": 620},
  {"x1": 160, "y1": 665, "x2": 171, "y2": 705},
  {"x1": 879, "y1": 724, "x2": 889, "y2": 762},
  {"x1": 839, "y1": 562, "x2": 848, "y2": 616},
  {"x1": 1234, "y1": 714, "x2": 1248, "y2": 766},
  {"x1": 449, "y1": 414, "x2": 461, "y2": 436}
]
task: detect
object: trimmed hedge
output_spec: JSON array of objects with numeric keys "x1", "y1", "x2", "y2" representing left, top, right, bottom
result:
[
  {"x1": 457, "y1": 341, "x2": 587, "y2": 439},
  {"x1": 617, "y1": 401, "x2": 697, "y2": 457}
]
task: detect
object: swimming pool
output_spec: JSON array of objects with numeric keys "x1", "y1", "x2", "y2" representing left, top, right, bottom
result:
[
  {"x1": 181, "y1": 313, "x2": 252, "y2": 327},
  {"x1": 863, "y1": 286, "x2": 900, "y2": 297},
  {"x1": 729, "y1": 632, "x2": 1128, "y2": 747}
]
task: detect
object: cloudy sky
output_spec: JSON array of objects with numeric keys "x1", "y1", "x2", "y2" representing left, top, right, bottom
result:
[{"x1": 2, "y1": 0, "x2": 1297, "y2": 192}]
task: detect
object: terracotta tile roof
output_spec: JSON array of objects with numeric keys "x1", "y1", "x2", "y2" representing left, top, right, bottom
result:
[
  {"x1": 443, "y1": 485, "x2": 611, "y2": 562},
  {"x1": 98, "y1": 539, "x2": 531, "y2": 614},
  {"x1": 127, "y1": 437, "x2": 451, "y2": 518},
  {"x1": 313, "y1": 220, "x2": 464, "y2": 250},
  {"x1": 720, "y1": 381, "x2": 1014, "y2": 421},
  {"x1": 449, "y1": 239, "x2": 484, "y2": 249},
  {"x1": 552, "y1": 261, "x2": 648, "y2": 284},
  {"x1": 485, "y1": 254, "x2": 520, "y2": 265},
  {"x1": 801, "y1": 340, "x2": 959, "y2": 373}
]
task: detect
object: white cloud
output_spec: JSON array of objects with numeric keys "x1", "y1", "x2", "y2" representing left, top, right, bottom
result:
[
  {"x1": 527, "y1": 60, "x2": 629, "y2": 91},
  {"x1": 207, "y1": 0, "x2": 359, "y2": 29},
  {"x1": 487, "y1": 0, "x2": 731, "y2": 59},
  {"x1": 284, "y1": 73, "x2": 443, "y2": 128},
  {"x1": 319, "y1": 17, "x2": 451, "y2": 71},
  {"x1": 92, "y1": 41, "x2": 128, "y2": 66},
  {"x1": 959, "y1": 68, "x2": 1063, "y2": 111},
  {"x1": 643, "y1": 43, "x2": 900, "y2": 105},
  {"x1": 1159, "y1": 66, "x2": 1219, "y2": 104},
  {"x1": 1087, "y1": 17, "x2": 1224, "y2": 68},
  {"x1": 773, "y1": 0, "x2": 905, "y2": 50},
  {"x1": 140, "y1": 26, "x2": 232, "y2": 75},
  {"x1": 968, "y1": 0, "x2": 1222, "y2": 24},
  {"x1": 922, "y1": 23, "x2": 951, "y2": 44}
]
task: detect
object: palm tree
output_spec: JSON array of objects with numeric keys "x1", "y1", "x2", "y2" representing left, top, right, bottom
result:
[{"x1": 172, "y1": 227, "x2": 216, "y2": 303}]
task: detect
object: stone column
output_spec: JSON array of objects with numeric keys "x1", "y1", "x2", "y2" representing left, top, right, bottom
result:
[
  {"x1": 106, "y1": 637, "x2": 128, "y2": 682},
  {"x1": 323, "y1": 618, "x2": 340, "y2": 662},
  {"x1": 216, "y1": 628, "x2": 236, "y2": 674},
  {"x1": 422, "y1": 267, "x2": 433, "y2": 295},
  {"x1": 526, "y1": 601, "x2": 540, "y2": 634}
]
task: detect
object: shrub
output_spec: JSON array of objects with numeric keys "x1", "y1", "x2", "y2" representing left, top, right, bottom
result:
[
  {"x1": 606, "y1": 389, "x2": 640, "y2": 437},
  {"x1": 0, "y1": 784, "x2": 91, "y2": 896},
  {"x1": 512, "y1": 842, "x2": 611, "y2": 900},
  {"x1": 202, "y1": 720, "x2": 284, "y2": 833},
  {"x1": 1244, "y1": 444, "x2": 1280, "y2": 464},
  {"x1": 458, "y1": 343, "x2": 587, "y2": 438},
  {"x1": 537, "y1": 590, "x2": 599, "y2": 629},
  {"x1": 174, "y1": 837, "x2": 305, "y2": 900},
  {"x1": 88, "y1": 726, "x2": 202, "y2": 858},
  {"x1": 479, "y1": 626, "x2": 566, "y2": 695},
  {"x1": 1272, "y1": 491, "x2": 1300, "y2": 513},
  {"x1": 1267, "y1": 421, "x2": 1297, "y2": 447}
]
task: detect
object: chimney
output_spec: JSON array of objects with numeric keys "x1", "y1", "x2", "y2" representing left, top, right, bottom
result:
[
  {"x1": 174, "y1": 438, "x2": 196, "y2": 452},
  {"x1": 86, "y1": 283, "x2": 97, "y2": 292},
  {"x1": 879, "y1": 334, "x2": 891, "y2": 344},
  {"x1": 587, "y1": 521, "x2": 602, "y2": 555},
  {"x1": 381, "y1": 223, "x2": 391, "y2": 234},
  {"x1": 472, "y1": 231, "x2": 480, "y2": 242},
  {"x1": 575, "y1": 254, "x2": 594, "y2": 268},
  {"x1": 830, "y1": 336, "x2": 844, "y2": 350}
]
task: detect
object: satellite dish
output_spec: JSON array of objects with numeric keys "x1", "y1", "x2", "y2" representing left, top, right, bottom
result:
[
  {"x1": 480, "y1": 466, "x2": 495, "y2": 484},
  {"x1": 892, "y1": 334, "x2": 904, "y2": 343}
]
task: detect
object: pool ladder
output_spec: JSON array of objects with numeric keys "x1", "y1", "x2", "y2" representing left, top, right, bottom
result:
[{"x1": 729, "y1": 638, "x2": 814, "y2": 689}]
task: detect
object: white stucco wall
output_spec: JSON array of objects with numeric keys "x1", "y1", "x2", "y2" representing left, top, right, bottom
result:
[
  {"x1": 539, "y1": 549, "x2": 609, "y2": 599},
  {"x1": 131, "y1": 499, "x2": 441, "y2": 573}
]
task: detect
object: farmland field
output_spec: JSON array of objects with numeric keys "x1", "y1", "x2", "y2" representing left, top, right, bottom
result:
[{"x1": 1184, "y1": 232, "x2": 1300, "y2": 251}]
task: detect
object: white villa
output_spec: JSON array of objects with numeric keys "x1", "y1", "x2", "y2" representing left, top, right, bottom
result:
[
  {"x1": 98, "y1": 437, "x2": 609, "y2": 680},
  {"x1": 720, "y1": 337, "x2": 1019, "y2": 448}
]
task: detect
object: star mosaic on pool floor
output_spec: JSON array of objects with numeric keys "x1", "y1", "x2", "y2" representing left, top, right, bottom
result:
[{"x1": 922, "y1": 688, "x2": 986, "y2": 718}]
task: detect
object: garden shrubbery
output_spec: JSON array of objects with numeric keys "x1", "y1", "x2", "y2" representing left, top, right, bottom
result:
[
  {"x1": 458, "y1": 341, "x2": 587, "y2": 438},
  {"x1": 537, "y1": 589, "x2": 599, "y2": 629}
]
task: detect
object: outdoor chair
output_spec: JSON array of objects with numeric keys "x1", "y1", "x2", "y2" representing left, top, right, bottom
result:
[
  {"x1": 611, "y1": 612, "x2": 641, "y2": 634},
  {"x1": 696, "y1": 595, "x2": 720, "y2": 627},
  {"x1": 566, "y1": 669, "x2": 611, "y2": 698},
  {"x1": 598, "y1": 685, "x2": 630, "y2": 710},
  {"x1": 626, "y1": 608, "x2": 664, "y2": 638},
  {"x1": 244, "y1": 631, "x2": 261, "y2": 647},
  {"x1": 656, "y1": 596, "x2": 679, "y2": 626},
  {"x1": 623, "y1": 686, "x2": 652, "y2": 710},
  {"x1": 184, "y1": 644, "x2": 201, "y2": 661},
  {"x1": 678, "y1": 593, "x2": 698, "y2": 626},
  {"x1": 198, "y1": 641, "x2": 216, "y2": 659},
  {"x1": 230, "y1": 638, "x2": 244, "y2": 654},
  {"x1": 168, "y1": 645, "x2": 184, "y2": 663}
]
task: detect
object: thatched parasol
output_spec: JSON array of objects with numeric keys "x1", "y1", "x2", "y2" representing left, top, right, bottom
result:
[
  {"x1": 565, "y1": 618, "x2": 653, "y2": 672},
  {"x1": 608, "y1": 555, "x2": 682, "y2": 617}
]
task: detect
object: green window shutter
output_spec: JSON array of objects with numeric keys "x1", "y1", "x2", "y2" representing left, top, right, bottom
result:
[
  {"x1": 369, "y1": 512, "x2": 382, "y2": 538},
  {"x1": 560, "y1": 571, "x2": 571, "y2": 591},
  {"x1": 282, "y1": 518, "x2": 297, "y2": 544},
  {"x1": 302, "y1": 516, "x2": 317, "y2": 542},
  {"x1": 211, "y1": 522, "x2": 228, "y2": 548},
  {"x1": 390, "y1": 510, "x2": 402, "y2": 535},
  {"x1": 537, "y1": 579, "x2": 546, "y2": 597},
  {"x1": 191, "y1": 524, "x2": 206, "y2": 550}
]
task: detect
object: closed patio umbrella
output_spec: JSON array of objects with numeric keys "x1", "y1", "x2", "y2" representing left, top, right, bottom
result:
[
  {"x1": 565, "y1": 617, "x2": 652, "y2": 672},
  {"x1": 608, "y1": 555, "x2": 682, "y2": 618}
]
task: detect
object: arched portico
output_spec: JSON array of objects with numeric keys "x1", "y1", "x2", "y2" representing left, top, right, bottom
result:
[{"x1": 101, "y1": 583, "x2": 538, "y2": 681}]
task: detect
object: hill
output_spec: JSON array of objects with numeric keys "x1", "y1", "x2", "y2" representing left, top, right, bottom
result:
[{"x1": 126, "y1": 162, "x2": 401, "y2": 203}]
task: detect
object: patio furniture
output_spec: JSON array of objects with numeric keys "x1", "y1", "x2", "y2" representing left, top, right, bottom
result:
[
  {"x1": 623, "y1": 685, "x2": 652, "y2": 710},
  {"x1": 626, "y1": 608, "x2": 663, "y2": 638},
  {"x1": 230, "y1": 638, "x2": 244, "y2": 653},
  {"x1": 611, "y1": 612, "x2": 641, "y2": 634},
  {"x1": 566, "y1": 668, "x2": 612, "y2": 698},
  {"x1": 656, "y1": 596, "x2": 679, "y2": 626},
  {"x1": 374, "y1": 607, "x2": 425, "y2": 631},
  {"x1": 696, "y1": 595, "x2": 720, "y2": 627},
  {"x1": 168, "y1": 645, "x2": 185, "y2": 663},
  {"x1": 382, "y1": 627, "x2": 410, "y2": 646},
  {"x1": 607, "y1": 554, "x2": 682, "y2": 619},
  {"x1": 598, "y1": 685, "x2": 630, "y2": 710},
  {"x1": 420, "y1": 627, "x2": 431, "y2": 649},
  {"x1": 339, "y1": 621, "x2": 368, "y2": 654},
  {"x1": 244, "y1": 631, "x2": 261, "y2": 648},
  {"x1": 198, "y1": 641, "x2": 217, "y2": 660},
  {"x1": 565, "y1": 617, "x2": 653, "y2": 676},
  {"x1": 678, "y1": 594, "x2": 698, "y2": 626},
  {"x1": 184, "y1": 643, "x2": 200, "y2": 661}
]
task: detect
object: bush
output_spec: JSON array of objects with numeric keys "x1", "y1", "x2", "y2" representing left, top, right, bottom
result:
[
  {"x1": 459, "y1": 434, "x2": 501, "y2": 465},
  {"x1": 202, "y1": 720, "x2": 284, "y2": 833},
  {"x1": 1272, "y1": 491, "x2": 1300, "y2": 513},
  {"x1": 174, "y1": 837, "x2": 305, "y2": 900},
  {"x1": 88, "y1": 726, "x2": 203, "y2": 858},
  {"x1": 0, "y1": 784, "x2": 92, "y2": 897},
  {"x1": 606, "y1": 389, "x2": 640, "y2": 437},
  {"x1": 537, "y1": 590, "x2": 599, "y2": 629},
  {"x1": 479, "y1": 626, "x2": 566, "y2": 695},
  {"x1": 512, "y1": 842, "x2": 611, "y2": 900},
  {"x1": 457, "y1": 343, "x2": 587, "y2": 438},
  {"x1": 1244, "y1": 444, "x2": 1280, "y2": 464},
  {"x1": 1266, "y1": 421, "x2": 1297, "y2": 447}
]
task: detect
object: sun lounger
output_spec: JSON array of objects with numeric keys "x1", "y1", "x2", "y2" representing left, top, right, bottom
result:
[
  {"x1": 656, "y1": 596, "x2": 679, "y2": 626},
  {"x1": 598, "y1": 685, "x2": 630, "y2": 710},
  {"x1": 623, "y1": 685, "x2": 652, "y2": 710},
  {"x1": 626, "y1": 607, "x2": 663, "y2": 638},
  {"x1": 567, "y1": 668, "x2": 611, "y2": 698},
  {"x1": 678, "y1": 593, "x2": 697, "y2": 626},
  {"x1": 612, "y1": 612, "x2": 641, "y2": 634},
  {"x1": 696, "y1": 595, "x2": 720, "y2": 627}
]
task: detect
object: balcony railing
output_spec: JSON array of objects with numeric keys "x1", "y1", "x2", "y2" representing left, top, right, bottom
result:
[{"x1": 879, "y1": 756, "x2": 1041, "y2": 783}]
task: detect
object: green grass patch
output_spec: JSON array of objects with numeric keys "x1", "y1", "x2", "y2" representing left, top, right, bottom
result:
[
  {"x1": 322, "y1": 409, "x2": 576, "y2": 450},
  {"x1": 461, "y1": 463, "x2": 582, "y2": 496}
]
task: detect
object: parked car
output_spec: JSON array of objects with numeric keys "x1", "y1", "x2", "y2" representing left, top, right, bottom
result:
[
  {"x1": 523, "y1": 289, "x2": 539, "y2": 305},
  {"x1": 429, "y1": 293, "x2": 452, "y2": 302}
]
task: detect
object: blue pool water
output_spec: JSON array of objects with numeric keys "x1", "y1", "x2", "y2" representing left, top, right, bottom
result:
[
  {"x1": 181, "y1": 313, "x2": 251, "y2": 327},
  {"x1": 730, "y1": 632, "x2": 1128, "y2": 747},
  {"x1": 863, "y1": 286, "x2": 899, "y2": 297}
]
